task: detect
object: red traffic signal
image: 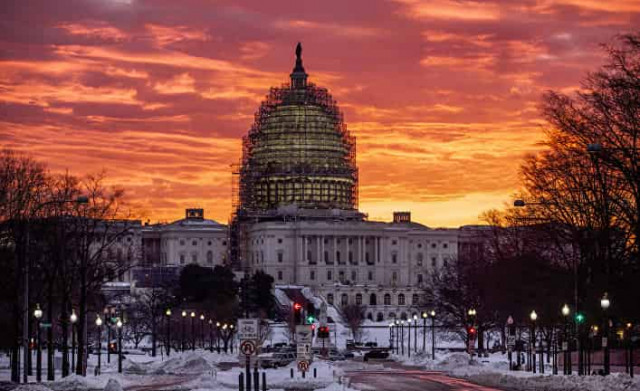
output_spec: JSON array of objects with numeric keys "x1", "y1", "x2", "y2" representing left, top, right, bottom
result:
[
  {"x1": 311, "y1": 324, "x2": 316, "y2": 330},
  {"x1": 293, "y1": 303, "x2": 302, "y2": 311},
  {"x1": 468, "y1": 326, "x2": 477, "y2": 335}
]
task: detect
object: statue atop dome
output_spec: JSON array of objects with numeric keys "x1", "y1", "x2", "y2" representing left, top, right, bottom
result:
[{"x1": 291, "y1": 42, "x2": 307, "y2": 88}]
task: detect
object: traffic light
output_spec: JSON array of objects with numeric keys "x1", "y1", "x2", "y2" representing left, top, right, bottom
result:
[
  {"x1": 318, "y1": 326, "x2": 330, "y2": 339},
  {"x1": 307, "y1": 315, "x2": 315, "y2": 324},
  {"x1": 311, "y1": 324, "x2": 316, "y2": 337},
  {"x1": 575, "y1": 313, "x2": 585, "y2": 324},
  {"x1": 109, "y1": 342, "x2": 117, "y2": 353},
  {"x1": 467, "y1": 326, "x2": 477, "y2": 338},
  {"x1": 293, "y1": 302, "x2": 303, "y2": 324}
]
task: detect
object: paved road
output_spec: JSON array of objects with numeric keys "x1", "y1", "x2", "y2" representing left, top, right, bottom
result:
[{"x1": 345, "y1": 363, "x2": 511, "y2": 391}]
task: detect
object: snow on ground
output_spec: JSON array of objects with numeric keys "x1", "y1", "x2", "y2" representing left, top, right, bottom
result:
[{"x1": 392, "y1": 350, "x2": 640, "y2": 391}]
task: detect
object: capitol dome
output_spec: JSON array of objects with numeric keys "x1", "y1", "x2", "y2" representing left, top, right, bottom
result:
[{"x1": 236, "y1": 43, "x2": 358, "y2": 213}]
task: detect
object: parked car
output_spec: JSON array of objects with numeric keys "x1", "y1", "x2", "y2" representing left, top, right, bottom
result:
[
  {"x1": 363, "y1": 350, "x2": 389, "y2": 362},
  {"x1": 258, "y1": 352, "x2": 295, "y2": 368},
  {"x1": 327, "y1": 350, "x2": 346, "y2": 361},
  {"x1": 364, "y1": 342, "x2": 378, "y2": 348}
]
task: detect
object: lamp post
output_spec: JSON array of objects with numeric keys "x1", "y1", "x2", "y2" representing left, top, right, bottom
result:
[
  {"x1": 468, "y1": 308, "x2": 477, "y2": 355},
  {"x1": 530, "y1": 310, "x2": 537, "y2": 374},
  {"x1": 389, "y1": 323, "x2": 394, "y2": 351},
  {"x1": 229, "y1": 324, "x2": 235, "y2": 353},
  {"x1": 601, "y1": 293, "x2": 610, "y2": 375},
  {"x1": 190, "y1": 311, "x2": 196, "y2": 351},
  {"x1": 116, "y1": 319, "x2": 123, "y2": 373},
  {"x1": 34, "y1": 304, "x2": 43, "y2": 382},
  {"x1": 421, "y1": 312, "x2": 427, "y2": 353},
  {"x1": 400, "y1": 320, "x2": 405, "y2": 356},
  {"x1": 216, "y1": 322, "x2": 221, "y2": 353},
  {"x1": 165, "y1": 309, "x2": 172, "y2": 356},
  {"x1": 181, "y1": 310, "x2": 187, "y2": 352},
  {"x1": 208, "y1": 319, "x2": 213, "y2": 352},
  {"x1": 430, "y1": 310, "x2": 436, "y2": 360},
  {"x1": 413, "y1": 315, "x2": 418, "y2": 353},
  {"x1": 562, "y1": 304, "x2": 571, "y2": 374},
  {"x1": 200, "y1": 314, "x2": 205, "y2": 349},
  {"x1": 70, "y1": 309, "x2": 78, "y2": 374},
  {"x1": 105, "y1": 308, "x2": 113, "y2": 364},
  {"x1": 95, "y1": 315, "x2": 102, "y2": 376},
  {"x1": 394, "y1": 320, "x2": 399, "y2": 354}
]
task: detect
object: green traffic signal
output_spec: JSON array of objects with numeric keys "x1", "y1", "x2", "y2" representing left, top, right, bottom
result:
[
  {"x1": 307, "y1": 315, "x2": 315, "y2": 323},
  {"x1": 575, "y1": 313, "x2": 585, "y2": 324}
]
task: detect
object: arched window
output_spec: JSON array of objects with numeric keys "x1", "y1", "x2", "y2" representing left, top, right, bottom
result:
[
  {"x1": 384, "y1": 294, "x2": 391, "y2": 305},
  {"x1": 207, "y1": 251, "x2": 213, "y2": 264},
  {"x1": 401, "y1": 312, "x2": 407, "y2": 320},
  {"x1": 412, "y1": 294, "x2": 419, "y2": 305},
  {"x1": 377, "y1": 312, "x2": 384, "y2": 322},
  {"x1": 398, "y1": 294, "x2": 405, "y2": 305},
  {"x1": 341, "y1": 293, "x2": 348, "y2": 306},
  {"x1": 327, "y1": 294, "x2": 334, "y2": 305},
  {"x1": 369, "y1": 293, "x2": 377, "y2": 305},
  {"x1": 389, "y1": 312, "x2": 396, "y2": 319},
  {"x1": 356, "y1": 293, "x2": 362, "y2": 305},
  {"x1": 367, "y1": 313, "x2": 373, "y2": 321}
]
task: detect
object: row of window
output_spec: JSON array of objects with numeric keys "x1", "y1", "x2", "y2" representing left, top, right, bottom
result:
[
  {"x1": 325, "y1": 292, "x2": 421, "y2": 306},
  {"x1": 179, "y1": 239, "x2": 226, "y2": 246},
  {"x1": 178, "y1": 251, "x2": 216, "y2": 265}
]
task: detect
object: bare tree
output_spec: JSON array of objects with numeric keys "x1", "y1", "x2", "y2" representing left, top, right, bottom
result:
[{"x1": 341, "y1": 304, "x2": 365, "y2": 342}]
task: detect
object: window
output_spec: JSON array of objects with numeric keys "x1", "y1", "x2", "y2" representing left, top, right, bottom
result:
[
  {"x1": 443, "y1": 259, "x2": 448, "y2": 267},
  {"x1": 392, "y1": 271, "x2": 398, "y2": 282},
  {"x1": 327, "y1": 294, "x2": 334, "y2": 304},
  {"x1": 401, "y1": 312, "x2": 407, "y2": 320},
  {"x1": 327, "y1": 270, "x2": 332, "y2": 281},
  {"x1": 431, "y1": 243, "x2": 436, "y2": 249},
  {"x1": 368, "y1": 271, "x2": 373, "y2": 281},
  {"x1": 392, "y1": 239, "x2": 397, "y2": 245},
  {"x1": 222, "y1": 241, "x2": 227, "y2": 246},
  {"x1": 324, "y1": 238, "x2": 328, "y2": 244},
  {"x1": 307, "y1": 250, "x2": 313, "y2": 263},
  {"x1": 412, "y1": 294, "x2": 419, "y2": 305},
  {"x1": 365, "y1": 252, "x2": 370, "y2": 264},
  {"x1": 417, "y1": 274, "x2": 423, "y2": 283},
  {"x1": 278, "y1": 238, "x2": 283, "y2": 244},
  {"x1": 418, "y1": 243, "x2": 422, "y2": 248},
  {"x1": 324, "y1": 251, "x2": 329, "y2": 263},
  {"x1": 192, "y1": 240, "x2": 197, "y2": 246},
  {"x1": 338, "y1": 270, "x2": 345, "y2": 282},
  {"x1": 341, "y1": 294, "x2": 348, "y2": 306},
  {"x1": 392, "y1": 253, "x2": 397, "y2": 264},
  {"x1": 377, "y1": 313, "x2": 384, "y2": 321},
  {"x1": 417, "y1": 253, "x2": 423, "y2": 266},
  {"x1": 180, "y1": 239, "x2": 185, "y2": 246},
  {"x1": 356, "y1": 294, "x2": 362, "y2": 305},
  {"x1": 398, "y1": 294, "x2": 405, "y2": 305},
  {"x1": 432, "y1": 257, "x2": 437, "y2": 267},
  {"x1": 384, "y1": 294, "x2": 391, "y2": 305},
  {"x1": 180, "y1": 254, "x2": 185, "y2": 264},
  {"x1": 367, "y1": 313, "x2": 373, "y2": 321},
  {"x1": 207, "y1": 251, "x2": 213, "y2": 264},
  {"x1": 348, "y1": 251, "x2": 353, "y2": 264},
  {"x1": 277, "y1": 252, "x2": 283, "y2": 263},
  {"x1": 310, "y1": 271, "x2": 315, "y2": 281},
  {"x1": 348, "y1": 238, "x2": 353, "y2": 244},
  {"x1": 443, "y1": 243, "x2": 448, "y2": 249},
  {"x1": 336, "y1": 251, "x2": 341, "y2": 264},
  {"x1": 351, "y1": 270, "x2": 357, "y2": 281},
  {"x1": 207, "y1": 240, "x2": 212, "y2": 246},
  {"x1": 389, "y1": 312, "x2": 396, "y2": 319},
  {"x1": 277, "y1": 271, "x2": 283, "y2": 280},
  {"x1": 191, "y1": 253, "x2": 197, "y2": 263},
  {"x1": 370, "y1": 293, "x2": 377, "y2": 305}
]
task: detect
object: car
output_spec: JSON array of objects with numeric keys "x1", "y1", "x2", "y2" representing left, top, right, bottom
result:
[
  {"x1": 259, "y1": 352, "x2": 296, "y2": 368},
  {"x1": 343, "y1": 351, "x2": 355, "y2": 359},
  {"x1": 327, "y1": 351, "x2": 346, "y2": 361},
  {"x1": 364, "y1": 342, "x2": 378, "y2": 348},
  {"x1": 363, "y1": 350, "x2": 390, "y2": 362}
]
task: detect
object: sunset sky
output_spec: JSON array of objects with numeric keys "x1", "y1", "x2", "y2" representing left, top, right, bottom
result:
[{"x1": 2, "y1": 0, "x2": 639, "y2": 227}]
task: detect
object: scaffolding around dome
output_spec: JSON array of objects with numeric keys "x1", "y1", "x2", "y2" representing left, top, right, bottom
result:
[{"x1": 232, "y1": 81, "x2": 359, "y2": 215}]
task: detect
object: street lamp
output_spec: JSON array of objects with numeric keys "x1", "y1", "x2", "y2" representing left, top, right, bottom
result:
[
  {"x1": 530, "y1": 311, "x2": 537, "y2": 373},
  {"x1": 400, "y1": 320, "x2": 405, "y2": 356},
  {"x1": 95, "y1": 315, "x2": 103, "y2": 375},
  {"x1": 430, "y1": 310, "x2": 436, "y2": 360},
  {"x1": 33, "y1": 304, "x2": 43, "y2": 382},
  {"x1": 216, "y1": 322, "x2": 221, "y2": 353},
  {"x1": 70, "y1": 309, "x2": 78, "y2": 375},
  {"x1": 181, "y1": 310, "x2": 187, "y2": 352},
  {"x1": 562, "y1": 304, "x2": 571, "y2": 374},
  {"x1": 407, "y1": 318, "x2": 412, "y2": 358},
  {"x1": 116, "y1": 318, "x2": 123, "y2": 373},
  {"x1": 389, "y1": 322, "x2": 394, "y2": 351},
  {"x1": 601, "y1": 293, "x2": 611, "y2": 375},
  {"x1": 165, "y1": 309, "x2": 172, "y2": 356},
  {"x1": 208, "y1": 319, "x2": 213, "y2": 352},
  {"x1": 199, "y1": 314, "x2": 205, "y2": 349},
  {"x1": 421, "y1": 312, "x2": 427, "y2": 354},
  {"x1": 413, "y1": 315, "x2": 418, "y2": 353},
  {"x1": 190, "y1": 311, "x2": 196, "y2": 351}
]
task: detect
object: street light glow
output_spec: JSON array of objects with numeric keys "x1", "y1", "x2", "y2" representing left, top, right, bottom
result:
[
  {"x1": 70, "y1": 309, "x2": 78, "y2": 324},
  {"x1": 530, "y1": 310, "x2": 538, "y2": 321},
  {"x1": 181, "y1": 310, "x2": 187, "y2": 317},
  {"x1": 166, "y1": 308, "x2": 172, "y2": 316},
  {"x1": 562, "y1": 304, "x2": 570, "y2": 316},
  {"x1": 33, "y1": 304, "x2": 43, "y2": 319},
  {"x1": 116, "y1": 318, "x2": 123, "y2": 328},
  {"x1": 95, "y1": 314, "x2": 103, "y2": 326},
  {"x1": 601, "y1": 292, "x2": 610, "y2": 310}
]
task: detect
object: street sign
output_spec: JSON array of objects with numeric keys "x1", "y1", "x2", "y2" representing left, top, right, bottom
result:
[
  {"x1": 240, "y1": 340, "x2": 257, "y2": 356},
  {"x1": 602, "y1": 337, "x2": 608, "y2": 348},
  {"x1": 297, "y1": 343, "x2": 311, "y2": 360},
  {"x1": 507, "y1": 335, "x2": 515, "y2": 347},
  {"x1": 238, "y1": 319, "x2": 259, "y2": 340},
  {"x1": 562, "y1": 342, "x2": 568, "y2": 351},
  {"x1": 296, "y1": 325, "x2": 313, "y2": 344},
  {"x1": 297, "y1": 360, "x2": 310, "y2": 372},
  {"x1": 39, "y1": 323, "x2": 52, "y2": 329}
]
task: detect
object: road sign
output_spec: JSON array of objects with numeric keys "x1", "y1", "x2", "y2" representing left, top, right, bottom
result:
[
  {"x1": 39, "y1": 323, "x2": 52, "y2": 329},
  {"x1": 238, "y1": 319, "x2": 259, "y2": 340},
  {"x1": 562, "y1": 342, "x2": 568, "y2": 351},
  {"x1": 297, "y1": 343, "x2": 311, "y2": 360},
  {"x1": 296, "y1": 325, "x2": 312, "y2": 344},
  {"x1": 507, "y1": 335, "x2": 516, "y2": 347},
  {"x1": 297, "y1": 360, "x2": 310, "y2": 372},
  {"x1": 240, "y1": 340, "x2": 257, "y2": 356}
]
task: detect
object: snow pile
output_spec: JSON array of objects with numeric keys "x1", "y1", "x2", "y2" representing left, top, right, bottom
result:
[
  {"x1": 103, "y1": 378, "x2": 123, "y2": 391},
  {"x1": 153, "y1": 353, "x2": 214, "y2": 375},
  {"x1": 461, "y1": 371, "x2": 640, "y2": 391},
  {"x1": 12, "y1": 385, "x2": 55, "y2": 391}
]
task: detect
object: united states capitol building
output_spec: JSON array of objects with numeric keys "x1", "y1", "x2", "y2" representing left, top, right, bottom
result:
[{"x1": 130, "y1": 45, "x2": 484, "y2": 321}]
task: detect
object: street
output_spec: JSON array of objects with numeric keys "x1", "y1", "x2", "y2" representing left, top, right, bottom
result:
[{"x1": 345, "y1": 362, "x2": 512, "y2": 391}]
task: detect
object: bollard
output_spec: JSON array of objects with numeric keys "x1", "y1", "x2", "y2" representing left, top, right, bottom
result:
[
  {"x1": 302, "y1": 370, "x2": 306, "y2": 379},
  {"x1": 262, "y1": 372, "x2": 266, "y2": 391},
  {"x1": 290, "y1": 368, "x2": 294, "y2": 378},
  {"x1": 253, "y1": 366, "x2": 258, "y2": 391},
  {"x1": 246, "y1": 356, "x2": 251, "y2": 391},
  {"x1": 239, "y1": 373, "x2": 244, "y2": 391},
  {"x1": 314, "y1": 367, "x2": 317, "y2": 378}
]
